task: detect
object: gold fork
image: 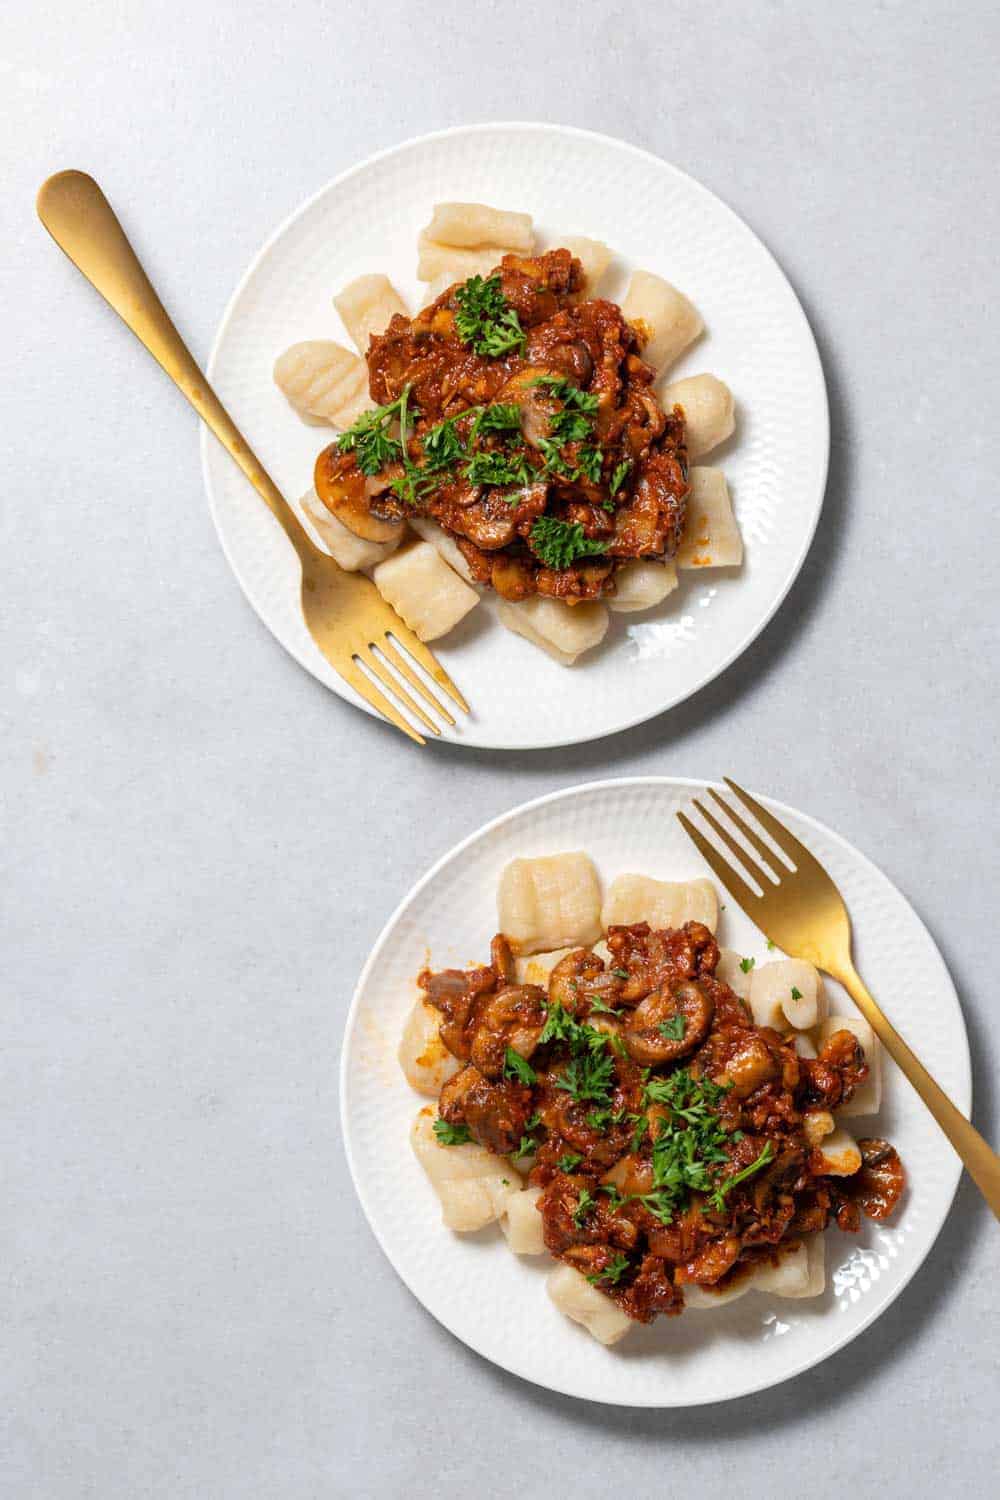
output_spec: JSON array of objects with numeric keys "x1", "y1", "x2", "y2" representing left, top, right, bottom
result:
[
  {"x1": 679, "y1": 777, "x2": 1000, "y2": 1219},
  {"x1": 36, "y1": 170, "x2": 468, "y2": 745}
]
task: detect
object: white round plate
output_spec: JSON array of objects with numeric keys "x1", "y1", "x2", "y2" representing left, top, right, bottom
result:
[
  {"x1": 203, "y1": 124, "x2": 828, "y2": 750},
  {"x1": 341, "y1": 778, "x2": 970, "y2": 1406}
]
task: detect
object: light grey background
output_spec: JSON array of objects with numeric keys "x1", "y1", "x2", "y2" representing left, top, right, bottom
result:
[{"x1": 3, "y1": 2, "x2": 998, "y2": 1496}]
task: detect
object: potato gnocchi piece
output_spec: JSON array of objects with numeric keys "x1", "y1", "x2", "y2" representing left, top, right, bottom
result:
[
  {"x1": 406, "y1": 515, "x2": 479, "y2": 585},
  {"x1": 621, "y1": 269, "x2": 703, "y2": 375},
  {"x1": 715, "y1": 947, "x2": 754, "y2": 1000},
  {"x1": 498, "y1": 852, "x2": 603, "y2": 956},
  {"x1": 751, "y1": 1240, "x2": 810, "y2": 1296},
  {"x1": 273, "y1": 340, "x2": 371, "y2": 427},
  {"x1": 497, "y1": 596, "x2": 609, "y2": 666},
  {"x1": 410, "y1": 1109, "x2": 521, "y2": 1231},
  {"x1": 420, "y1": 272, "x2": 458, "y2": 308},
  {"x1": 299, "y1": 488, "x2": 399, "y2": 571},
  {"x1": 425, "y1": 202, "x2": 534, "y2": 255},
  {"x1": 813, "y1": 1125, "x2": 862, "y2": 1177},
  {"x1": 600, "y1": 874, "x2": 718, "y2": 934},
  {"x1": 676, "y1": 468, "x2": 743, "y2": 569},
  {"x1": 607, "y1": 559, "x2": 678, "y2": 614},
  {"x1": 372, "y1": 540, "x2": 479, "y2": 642},
  {"x1": 682, "y1": 1276, "x2": 752, "y2": 1309},
  {"x1": 748, "y1": 959, "x2": 826, "y2": 1030},
  {"x1": 789, "y1": 1031, "x2": 818, "y2": 1060},
  {"x1": 513, "y1": 946, "x2": 578, "y2": 986},
  {"x1": 397, "y1": 994, "x2": 462, "y2": 1097},
  {"x1": 501, "y1": 1185, "x2": 546, "y2": 1255},
  {"x1": 816, "y1": 1014, "x2": 882, "y2": 1117},
  {"x1": 558, "y1": 235, "x2": 613, "y2": 294},
  {"x1": 333, "y1": 274, "x2": 408, "y2": 355},
  {"x1": 547, "y1": 1263, "x2": 634, "y2": 1345},
  {"x1": 660, "y1": 374, "x2": 735, "y2": 458},
  {"x1": 416, "y1": 233, "x2": 513, "y2": 283}
]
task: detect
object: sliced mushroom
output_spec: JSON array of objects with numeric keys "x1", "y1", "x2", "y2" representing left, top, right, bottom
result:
[
  {"x1": 622, "y1": 979, "x2": 714, "y2": 1065},
  {"x1": 313, "y1": 444, "x2": 405, "y2": 543}
]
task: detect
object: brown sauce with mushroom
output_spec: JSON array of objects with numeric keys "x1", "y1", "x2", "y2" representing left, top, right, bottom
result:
[
  {"x1": 419, "y1": 921, "x2": 906, "y2": 1324},
  {"x1": 314, "y1": 250, "x2": 688, "y2": 601}
]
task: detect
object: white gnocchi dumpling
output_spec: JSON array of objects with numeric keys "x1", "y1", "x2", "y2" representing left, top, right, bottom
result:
[
  {"x1": 513, "y1": 946, "x2": 578, "y2": 986},
  {"x1": 420, "y1": 272, "x2": 457, "y2": 308},
  {"x1": 416, "y1": 233, "x2": 511, "y2": 283},
  {"x1": 410, "y1": 1110, "x2": 521, "y2": 1232},
  {"x1": 621, "y1": 270, "x2": 703, "y2": 375},
  {"x1": 607, "y1": 559, "x2": 678, "y2": 614},
  {"x1": 333, "y1": 274, "x2": 408, "y2": 354},
  {"x1": 397, "y1": 994, "x2": 462, "y2": 1097},
  {"x1": 497, "y1": 852, "x2": 603, "y2": 955},
  {"x1": 789, "y1": 1031, "x2": 818, "y2": 1059},
  {"x1": 748, "y1": 959, "x2": 826, "y2": 1030},
  {"x1": 812, "y1": 1125, "x2": 862, "y2": 1177},
  {"x1": 501, "y1": 1186, "x2": 546, "y2": 1255},
  {"x1": 425, "y1": 202, "x2": 534, "y2": 255},
  {"x1": 273, "y1": 340, "x2": 371, "y2": 427},
  {"x1": 676, "y1": 468, "x2": 743, "y2": 569},
  {"x1": 372, "y1": 540, "x2": 479, "y2": 642},
  {"x1": 816, "y1": 1014, "x2": 882, "y2": 1117},
  {"x1": 660, "y1": 374, "x2": 735, "y2": 458},
  {"x1": 299, "y1": 488, "x2": 399, "y2": 571},
  {"x1": 715, "y1": 947, "x2": 754, "y2": 1000},
  {"x1": 600, "y1": 874, "x2": 718, "y2": 934},
  {"x1": 559, "y1": 235, "x2": 613, "y2": 293},
  {"x1": 751, "y1": 1235, "x2": 827, "y2": 1298},
  {"x1": 406, "y1": 515, "x2": 479, "y2": 585},
  {"x1": 546, "y1": 1263, "x2": 634, "y2": 1345},
  {"x1": 496, "y1": 596, "x2": 609, "y2": 666},
  {"x1": 682, "y1": 1276, "x2": 752, "y2": 1310}
]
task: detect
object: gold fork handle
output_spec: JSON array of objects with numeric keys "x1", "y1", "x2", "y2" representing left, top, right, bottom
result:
[
  {"x1": 36, "y1": 170, "x2": 312, "y2": 561},
  {"x1": 840, "y1": 961, "x2": 1000, "y2": 1219}
]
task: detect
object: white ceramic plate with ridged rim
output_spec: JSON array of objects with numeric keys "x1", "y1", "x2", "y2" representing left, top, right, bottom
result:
[
  {"x1": 202, "y1": 123, "x2": 828, "y2": 750},
  {"x1": 341, "y1": 778, "x2": 970, "y2": 1406}
]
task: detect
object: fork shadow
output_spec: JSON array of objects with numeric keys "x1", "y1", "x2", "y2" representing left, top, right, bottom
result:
[{"x1": 424, "y1": 283, "x2": 851, "y2": 770}]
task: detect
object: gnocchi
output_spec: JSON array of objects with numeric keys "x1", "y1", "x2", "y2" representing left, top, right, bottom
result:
[
  {"x1": 398, "y1": 994, "x2": 462, "y2": 1097},
  {"x1": 416, "y1": 233, "x2": 515, "y2": 283},
  {"x1": 501, "y1": 1186, "x2": 547, "y2": 1255},
  {"x1": 559, "y1": 234, "x2": 613, "y2": 293},
  {"x1": 425, "y1": 202, "x2": 534, "y2": 255},
  {"x1": 410, "y1": 1109, "x2": 521, "y2": 1232},
  {"x1": 546, "y1": 1264, "x2": 634, "y2": 1345},
  {"x1": 676, "y1": 468, "x2": 743, "y2": 570},
  {"x1": 621, "y1": 270, "x2": 703, "y2": 374},
  {"x1": 817, "y1": 1014, "x2": 882, "y2": 1116},
  {"x1": 372, "y1": 540, "x2": 479, "y2": 642},
  {"x1": 660, "y1": 374, "x2": 735, "y2": 458},
  {"x1": 299, "y1": 487, "x2": 399, "y2": 571},
  {"x1": 748, "y1": 959, "x2": 826, "y2": 1030},
  {"x1": 497, "y1": 852, "x2": 603, "y2": 955},
  {"x1": 496, "y1": 596, "x2": 609, "y2": 666},
  {"x1": 333, "y1": 274, "x2": 408, "y2": 354},
  {"x1": 600, "y1": 874, "x2": 718, "y2": 933},
  {"x1": 273, "y1": 340, "x2": 371, "y2": 427},
  {"x1": 606, "y1": 559, "x2": 678, "y2": 614}
]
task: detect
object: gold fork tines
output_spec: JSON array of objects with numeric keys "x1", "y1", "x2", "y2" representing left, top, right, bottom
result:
[
  {"x1": 679, "y1": 777, "x2": 1000, "y2": 1220},
  {"x1": 36, "y1": 170, "x2": 469, "y2": 745}
]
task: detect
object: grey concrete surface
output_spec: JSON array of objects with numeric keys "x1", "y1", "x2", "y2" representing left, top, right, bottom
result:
[{"x1": 3, "y1": 2, "x2": 998, "y2": 1496}]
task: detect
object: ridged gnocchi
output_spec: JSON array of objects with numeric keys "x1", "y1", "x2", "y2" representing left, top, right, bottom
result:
[
  {"x1": 398, "y1": 994, "x2": 462, "y2": 1097},
  {"x1": 600, "y1": 874, "x2": 718, "y2": 934},
  {"x1": 372, "y1": 540, "x2": 479, "y2": 641},
  {"x1": 496, "y1": 596, "x2": 609, "y2": 665},
  {"x1": 333, "y1": 273, "x2": 408, "y2": 354},
  {"x1": 497, "y1": 852, "x2": 603, "y2": 955},
  {"x1": 406, "y1": 515, "x2": 479, "y2": 585},
  {"x1": 817, "y1": 1014, "x2": 882, "y2": 1116},
  {"x1": 748, "y1": 959, "x2": 826, "y2": 1030},
  {"x1": 501, "y1": 1186, "x2": 546, "y2": 1255},
  {"x1": 606, "y1": 559, "x2": 678, "y2": 614},
  {"x1": 676, "y1": 468, "x2": 743, "y2": 569},
  {"x1": 299, "y1": 488, "x2": 399, "y2": 571},
  {"x1": 425, "y1": 202, "x2": 534, "y2": 255},
  {"x1": 416, "y1": 233, "x2": 515, "y2": 283},
  {"x1": 559, "y1": 234, "x2": 612, "y2": 294},
  {"x1": 621, "y1": 270, "x2": 703, "y2": 375},
  {"x1": 273, "y1": 340, "x2": 371, "y2": 427},
  {"x1": 410, "y1": 1109, "x2": 521, "y2": 1232},
  {"x1": 660, "y1": 374, "x2": 735, "y2": 458},
  {"x1": 546, "y1": 1263, "x2": 634, "y2": 1345}
]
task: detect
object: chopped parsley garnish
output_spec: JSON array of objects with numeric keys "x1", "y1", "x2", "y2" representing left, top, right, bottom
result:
[
  {"x1": 586, "y1": 1104, "x2": 627, "y2": 1132},
  {"x1": 609, "y1": 459, "x2": 631, "y2": 495},
  {"x1": 630, "y1": 1112, "x2": 650, "y2": 1153},
  {"x1": 454, "y1": 274, "x2": 526, "y2": 357},
  {"x1": 530, "y1": 516, "x2": 609, "y2": 570},
  {"x1": 708, "y1": 1141, "x2": 775, "y2": 1211},
  {"x1": 556, "y1": 1152, "x2": 583, "y2": 1173},
  {"x1": 557, "y1": 1051, "x2": 615, "y2": 1105},
  {"x1": 530, "y1": 375, "x2": 599, "y2": 415},
  {"x1": 658, "y1": 1014, "x2": 686, "y2": 1041},
  {"x1": 631, "y1": 1069, "x2": 738, "y2": 1225},
  {"x1": 464, "y1": 448, "x2": 535, "y2": 488},
  {"x1": 574, "y1": 445, "x2": 604, "y2": 484},
  {"x1": 432, "y1": 1119, "x2": 471, "y2": 1146},
  {"x1": 533, "y1": 436, "x2": 575, "y2": 478},
  {"x1": 572, "y1": 1188, "x2": 597, "y2": 1228},
  {"x1": 611, "y1": 968, "x2": 629, "y2": 981},
  {"x1": 549, "y1": 408, "x2": 593, "y2": 444},
  {"x1": 337, "y1": 388, "x2": 415, "y2": 475},
  {"x1": 586, "y1": 994, "x2": 620, "y2": 1017},
  {"x1": 503, "y1": 1047, "x2": 537, "y2": 1085},
  {"x1": 587, "y1": 1253, "x2": 631, "y2": 1286},
  {"x1": 599, "y1": 1182, "x2": 625, "y2": 1209},
  {"x1": 421, "y1": 409, "x2": 475, "y2": 471},
  {"x1": 790, "y1": 986, "x2": 803, "y2": 1001},
  {"x1": 511, "y1": 1134, "x2": 537, "y2": 1160},
  {"x1": 470, "y1": 402, "x2": 523, "y2": 440},
  {"x1": 739, "y1": 956, "x2": 756, "y2": 974}
]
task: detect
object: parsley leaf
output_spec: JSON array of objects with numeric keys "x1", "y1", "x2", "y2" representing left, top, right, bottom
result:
[
  {"x1": 337, "y1": 387, "x2": 417, "y2": 475},
  {"x1": 454, "y1": 274, "x2": 526, "y2": 357},
  {"x1": 530, "y1": 516, "x2": 609, "y2": 570},
  {"x1": 503, "y1": 1047, "x2": 537, "y2": 1085},
  {"x1": 658, "y1": 1014, "x2": 686, "y2": 1041},
  {"x1": 470, "y1": 402, "x2": 523, "y2": 441},
  {"x1": 530, "y1": 375, "x2": 599, "y2": 414},
  {"x1": 609, "y1": 459, "x2": 631, "y2": 495},
  {"x1": 586, "y1": 995, "x2": 621, "y2": 1016},
  {"x1": 708, "y1": 1141, "x2": 775, "y2": 1211},
  {"x1": 464, "y1": 448, "x2": 534, "y2": 488},
  {"x1": 611, "y1": 968, "x2": 629, "y2": 981},
  {"x1": 421, "y1": 409, "x2": 476, "y2": 471},
  {"x1": 790, "y1": 986, "x2": 803, "y2": 1001},
  {"x1": 556, "y1": 1151, "x2": 583, "y2": 1173},
  {"x1": 433, "y1": 1119, "x2": 471, "y2": 1146},
  {"x1": 575, "y1": 445, "x2": 604, "y2": 484},
  {"x1": 556, "y1": 1051, "x2": 615, "y2": 1104},
  {"x1": 587, "y1": 1253, "x2": 631, "y2": 1286},
  {"x1": 572, "y1": 1188, "x2": 597, "y2": 1227},
  {"x1": 739, "y1": 956, "x2": 756, "y2": 974},
  {"x1": 512, "y1": 1134, "x2": 537, "y2": 1160}
]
